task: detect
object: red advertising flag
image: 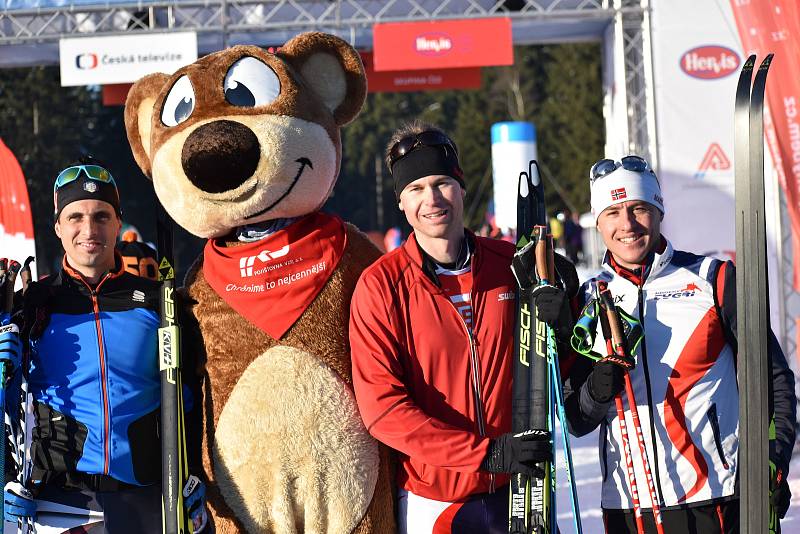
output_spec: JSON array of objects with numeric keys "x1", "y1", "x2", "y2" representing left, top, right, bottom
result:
[
  {"x1": 361, "y1": 52, "x2": 481, "y2": 93},
  {"x1": 730, "y1": 0, "x2": 800, "y2": 290},
  {"x1": 372, "y1": 18, "x2": 513, "y2": 72},
  {"x1": 0, "y1": 138, "x2": 34, "y2": 240}
]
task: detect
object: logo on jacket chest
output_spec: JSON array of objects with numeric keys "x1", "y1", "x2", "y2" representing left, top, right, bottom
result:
[
  {"x1": 498, "y1": 291, "x2": 514, "y2": 302},
  {"x1": 653, "y1": 282, "x2": 702, "y2": 301}
]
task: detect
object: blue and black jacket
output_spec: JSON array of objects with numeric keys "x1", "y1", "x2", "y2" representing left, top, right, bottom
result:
[{"x1": 21, "y1": 255, "x2": 161, "y2": 488}]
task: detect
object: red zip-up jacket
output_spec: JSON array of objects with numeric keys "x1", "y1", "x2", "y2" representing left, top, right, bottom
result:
[{"x1": 349, "y1": 231, "x2": 516, "y2": 502}]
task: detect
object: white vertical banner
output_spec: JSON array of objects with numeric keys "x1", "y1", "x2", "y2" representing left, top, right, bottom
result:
[
  {"x1": 650, "y1": 0, "x2": 741, "y2": 261},
  {"x1": 650, "y1": 0, "x2": 782, "y2": 334}
]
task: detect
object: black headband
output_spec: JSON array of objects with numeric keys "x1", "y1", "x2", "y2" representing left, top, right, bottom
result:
[
  {"x1": 392, "y1": 145, "x2": 465, "y2": 198},
  {"x1": 54, "y1": 175, "x2": 121, "y2": 220}
]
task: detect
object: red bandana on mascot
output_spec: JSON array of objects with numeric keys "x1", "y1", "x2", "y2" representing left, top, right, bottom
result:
[{"x1": 204, "y1": 213, "x2": 346, "y2": 339}]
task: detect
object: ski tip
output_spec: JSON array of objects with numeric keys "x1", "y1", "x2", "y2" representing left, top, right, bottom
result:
[
  {"x1": 518, "y1": 171, "x2": 530, "y2": 198},
  {"x1": 758, "y1": 53, "x2": 774, "y2": 71},
  {"x1": 528, "y1": 160, "x2": 541, "y2": 187},
  {"x1": 743, "y1": 54, "x2": 757, "y2": 69}
]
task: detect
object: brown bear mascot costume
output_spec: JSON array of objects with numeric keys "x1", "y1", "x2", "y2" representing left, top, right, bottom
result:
[{"x1": 123, "y1": 32, "x2": 395, "y2": 533}]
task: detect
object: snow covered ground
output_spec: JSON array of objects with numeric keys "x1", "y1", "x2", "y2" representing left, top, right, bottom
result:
[{"x1": 554, "y1": 425, "x2": 800, "y2": 532}]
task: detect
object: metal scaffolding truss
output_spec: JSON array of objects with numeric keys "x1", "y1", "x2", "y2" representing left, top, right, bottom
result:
[
  {"x1": 777, "y1": 191, "x2": 800, "y2": 385},
  {"x1": 618, "y1": 0, "x2": 654, "y2": 162},
  {"x1": 0, "y1": 0, "x2": 655, "y2": 170},
  {"x1": 0, "y1": 0, "x2": 656, "y2": 203},
  {"x1": 1, "y1": 1, "x2": 617, "y2": 46}
]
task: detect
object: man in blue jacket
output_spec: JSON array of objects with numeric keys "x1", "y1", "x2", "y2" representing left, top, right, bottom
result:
[{"x1": 1, "y1": 159, "x2": 206, "y2": 533}]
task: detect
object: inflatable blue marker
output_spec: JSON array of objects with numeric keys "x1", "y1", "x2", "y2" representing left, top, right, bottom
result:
[{"x1": 490, "y1": 122, "x2": 537, "y2": 234}]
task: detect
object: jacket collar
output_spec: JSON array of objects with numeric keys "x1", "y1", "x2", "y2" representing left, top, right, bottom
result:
[
  {"x1": 603, "y1": 235, "x2": 672, "y2": 286},
  {"x1": 402, "y1": 230, "x2": 477, "y2": 290},
  {"x1": 62, "y1": 251, "x2": 126, "y2": 289}
]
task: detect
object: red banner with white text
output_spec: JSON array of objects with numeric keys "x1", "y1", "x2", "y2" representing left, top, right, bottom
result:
[
  {"x1": 730, "y1": 0, "x2": 800, "y2": 290},
  {"x1": 361, "y1": 52, "x2": 481, "y2": 93},
  {"x1": 372, "y1": 18, "x2": 513, "y2": 72}
]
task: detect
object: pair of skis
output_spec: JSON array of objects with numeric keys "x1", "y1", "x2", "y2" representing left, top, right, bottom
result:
[
  {"x1": 509, "y1": 161, "x2": 581, "y2": 534},
  {"x1": 157, "y1": 206, "x2": 194, "y2": 534},
  {"x1": 734, "y1": 53, "x2": 775, "y2": 533}
]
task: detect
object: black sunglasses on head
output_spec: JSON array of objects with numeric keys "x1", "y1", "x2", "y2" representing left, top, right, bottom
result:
[
  {"x1": 388, "y1": 131, "x2": 459, "y2": 169},
  {"x1": 590, "y1": 155, "x2": 653, "y2": 183}
]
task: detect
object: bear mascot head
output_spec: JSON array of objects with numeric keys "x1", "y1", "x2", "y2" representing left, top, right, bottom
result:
[{"x1": 124, "y1": 32, "x2": 395, "y2": 533}]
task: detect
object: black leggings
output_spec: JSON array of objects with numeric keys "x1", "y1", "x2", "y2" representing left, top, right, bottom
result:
[
  {"x1": 36, "y1": 483, "x2": 162, "y2": 534},
  {"x1": 602, "y1": 499, "x2": 740, "y2": 534}
]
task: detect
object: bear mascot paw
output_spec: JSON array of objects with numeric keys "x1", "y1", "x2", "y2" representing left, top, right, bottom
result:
[{"x1": 123, "y1": 32, "x2": 395, "y2": 534}]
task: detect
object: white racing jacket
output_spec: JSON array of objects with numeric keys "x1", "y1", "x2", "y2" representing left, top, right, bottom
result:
[{"x1": 565, "y1": 238, "x2": 796, "y2": 511}]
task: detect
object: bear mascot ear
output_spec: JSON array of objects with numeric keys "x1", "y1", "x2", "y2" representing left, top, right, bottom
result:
[
  {"x1": 278, "y1": 32, "x2": 367, "y2": 126},
  {"x1": 123, "y1": 73, "x2": 171, "y2": 178}
]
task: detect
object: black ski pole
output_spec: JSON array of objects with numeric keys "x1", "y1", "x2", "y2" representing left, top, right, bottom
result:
[{"x1": 157, "y1": 206, "x2": 191, "y2": 534}]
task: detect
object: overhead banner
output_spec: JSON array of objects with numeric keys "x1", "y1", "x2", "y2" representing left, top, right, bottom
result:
[
  {"x1": 360, "y1": 52, "x2": 481, "y2": 93},
  {"x1": 372, "y1": 18, "x2": 513, "y2": 72},
  {"x1": 729, "y1": 0, "x2": 800, "y2": 291},
  {"x1": 59, "y1": 32, "x2": 197, "y2": 87},
  {"x1": 0, "y1": 138, "x2": 36, "y2": 284}
]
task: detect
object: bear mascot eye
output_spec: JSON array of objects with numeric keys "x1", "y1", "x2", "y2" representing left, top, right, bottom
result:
[
  {"x1": 161, "y1": 75, "x2": 196, "y2": 127},
  {"x1": 224, "y1": 56, "x2": 281, "y2": 108}
]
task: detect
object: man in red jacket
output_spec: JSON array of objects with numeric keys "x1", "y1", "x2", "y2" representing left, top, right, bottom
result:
[{"x1": 349, "y1": 122, "x2": 551, "y2": 533}]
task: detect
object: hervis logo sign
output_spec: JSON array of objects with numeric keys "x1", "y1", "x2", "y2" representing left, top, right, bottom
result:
[
  {"x1": 415, "y1": 33, "x2": 453, "y2": 55},
  {"x1": 680, "y1": 45, "x2": 740, "y2": 80}
]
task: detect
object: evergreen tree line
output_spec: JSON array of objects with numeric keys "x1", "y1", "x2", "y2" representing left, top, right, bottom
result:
[{"x1": 0, "y1": 42, "x2": 603, "y2": 277}]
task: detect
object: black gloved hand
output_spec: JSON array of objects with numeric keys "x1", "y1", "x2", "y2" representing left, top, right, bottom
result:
[
  {"x1": 588, "y1": 360, "x2": 626, "y2": 403},
  {"x1": 531, "y1": 285, "x2": 564, "y2": 324},
  {"x1": 531, "y1": 284, "x2": 573, "y2": 344},
  {"x1": 481, "y1": 429, "x2": 552, "y2": 477},
  {"x1": 553, "y1": 251, "x2": 579, "y2": 299},
  {"x1": 770, "y1": 458, "x2": 791, "y2": 520}
]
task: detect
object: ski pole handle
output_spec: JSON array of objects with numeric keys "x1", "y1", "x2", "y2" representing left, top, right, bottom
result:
[
  {"x1": 597, "y1": 282, "x2": 623, "y2": 350},
  {"x1": 19, "y1": 257, "x2": 34, "y2": 295},
  {"x1": 2, "y1": 260, "x2": 22, "y2": 316},
  {"x1": 546, "y1": 234, "x2": 555, "y2": 285},
  {"x1": 533, "y1": 226, "x2": 549, "y2": 283}
]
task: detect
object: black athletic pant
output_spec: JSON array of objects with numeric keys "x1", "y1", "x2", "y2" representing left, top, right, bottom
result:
[
  {"x1": 36, "y1": 482, "x2": 162, "y2": 534},
  {"x1": 602, "y1": 498, "x2": 740, "y2": 534}
]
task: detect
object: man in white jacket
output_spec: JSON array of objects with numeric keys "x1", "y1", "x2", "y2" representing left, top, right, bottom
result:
[{"x1": 561, "y1": 156, "x2": 796, "y2": 533}]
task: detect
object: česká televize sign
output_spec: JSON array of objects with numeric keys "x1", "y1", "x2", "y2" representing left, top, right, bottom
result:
[{"x1": 59, "y1": 32, "x2": 198, "y2": 87}]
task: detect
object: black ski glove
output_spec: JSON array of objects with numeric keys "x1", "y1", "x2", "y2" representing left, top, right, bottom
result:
[
  {"x1": 531, "y1": 284, "x2": 573, "y2": 344},
  {"x1": 588, "y1": 360, "x2": 626, "y2": 403},
  {"x1": 770, "y1": 458, "x2": 791, "y2": 520},
  {"x1": 553, "y1": 251, "x2": 579, "y2": 299},
  {"x1": 481, "y1": 430, "x2": 552, "y2": 477}
]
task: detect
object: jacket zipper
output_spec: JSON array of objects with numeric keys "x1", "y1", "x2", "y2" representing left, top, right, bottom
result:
[
  {"x1": 636, "y1": 285, "x2": 665, "y2": 505},
  {"x1": 453, "y1": 298, "x2": 493, "y2": 491},
  {"x1": 80, "y1": 275, "x2": 112, "y2": 476},
  {"x1": 707, "y1": 403, "x2": 730, "y2": 469}
]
